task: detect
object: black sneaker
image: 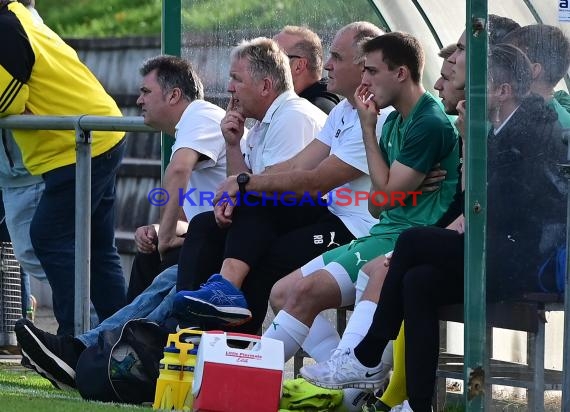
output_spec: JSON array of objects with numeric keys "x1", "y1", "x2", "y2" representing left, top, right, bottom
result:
[{"x1": 14, "y1": 318, "x2": 85, "y2": 390}]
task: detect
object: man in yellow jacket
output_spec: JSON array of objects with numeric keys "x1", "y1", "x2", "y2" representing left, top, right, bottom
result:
[{"x1": 0, "y1": 0, "x2": 126, "y2": 335}]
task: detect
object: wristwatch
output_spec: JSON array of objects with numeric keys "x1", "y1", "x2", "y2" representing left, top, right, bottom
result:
[{"x1": 236, "y1": 173, "x2": 250, "y2": 196}]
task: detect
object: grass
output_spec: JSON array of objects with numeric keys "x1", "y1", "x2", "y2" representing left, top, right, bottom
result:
[
  {"x1": 4, "y1": 360, "x2": 468, "y2": 412},
  {"x1": 4, "y1": 362, "x2": 546, "y2": 412},
  {"x1": 36, "y1": 0, "x2": 161, "y2": 38},
  {"x1": 0, "y1": 363, "x2": 149, "y2": 412}
]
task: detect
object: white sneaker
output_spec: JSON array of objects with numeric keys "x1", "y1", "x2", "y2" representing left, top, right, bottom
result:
[
  {"x1": 300, "y1": 347, "x2": 390, "y2": 390},
  {"x1": 389, "y1": 400, "x2": 414, "y2": 411}
]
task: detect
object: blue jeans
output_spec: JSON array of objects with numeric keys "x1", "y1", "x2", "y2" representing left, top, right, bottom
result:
[
  {"x1": 77, "y1": 265, "x2": 177, "y2": 347},
  {"x1": 2, "y1": 183, "x2": 46, "y2": 280},
  {"x1": 31, "y1": 140, "x2": 127, "y2": 336},
  {"x1": 0, "y1": 190, "x2": 32, "y2": 315}
]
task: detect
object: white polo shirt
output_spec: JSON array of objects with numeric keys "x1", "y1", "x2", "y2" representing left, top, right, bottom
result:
[
  {"x1": 317, "y1": 98, "x2": 394, "y2": 238},
  {"x1": 244, "y1": 90, "x2": 327, "y2": 173},
  {"x1": 172, "y1": 99, "x2": 227, "y2": 219}
]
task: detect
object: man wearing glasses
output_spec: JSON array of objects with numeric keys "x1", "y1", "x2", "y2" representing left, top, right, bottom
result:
[{"x1": 274, "y1": 26, "x2": 340, "y2": 114}]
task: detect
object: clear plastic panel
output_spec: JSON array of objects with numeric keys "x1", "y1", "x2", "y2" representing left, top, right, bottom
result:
[
  {"x1": 180, "y1": 0, "x2": 384, "y2": 106},
  {"x1": 367, "y1": 0, "x2": 464, "y2": 97},
  {"x1": 483, "y1": 2, "x2": 567, "y2": 409}
]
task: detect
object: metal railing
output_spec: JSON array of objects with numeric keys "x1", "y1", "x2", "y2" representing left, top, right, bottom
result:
[{"x1": 0, "y1": 115, "x2": 154, "y2": 335}]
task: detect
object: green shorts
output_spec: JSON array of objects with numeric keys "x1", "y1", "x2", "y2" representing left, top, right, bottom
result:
[{"x1": 321, "y1": 233, "x2": 398, "y2": 283}]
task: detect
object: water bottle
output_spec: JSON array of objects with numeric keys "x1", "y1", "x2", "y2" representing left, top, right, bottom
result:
[
  {"x1": 153, "y1": 343, "x2": 182, "y2": 410},
  {"x1": 180, "y1": 345, "x2": 198, "y2": 411}
]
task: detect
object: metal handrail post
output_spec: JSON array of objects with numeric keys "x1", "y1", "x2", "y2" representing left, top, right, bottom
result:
[
  {"x1": 74, "y1": 121, "x2": 91, "y2": 335},
  {"x1": 160, "y1": 0, "x2": 181, "y2": 177}
]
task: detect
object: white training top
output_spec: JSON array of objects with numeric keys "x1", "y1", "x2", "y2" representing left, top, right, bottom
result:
[
  {"x1": 317, "y1": 98, "x2": 394, "y2": 238},
  {"x1": 172, "y1": 99, "x2": 227, "y2": 219}
]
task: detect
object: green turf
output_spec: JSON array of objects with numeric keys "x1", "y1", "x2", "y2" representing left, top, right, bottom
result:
[
  {"x1": 1, "y1": 363, "x2": 473, "y2": 411},
  {"x1": 0, "y1": 363, "x2": 150, "y2": 412}
]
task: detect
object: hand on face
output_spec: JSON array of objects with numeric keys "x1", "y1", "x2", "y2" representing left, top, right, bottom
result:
[
  {"x1": 354, "y1": 84, "x2": 380, "y2": 132},
  {"x1": 221, "y1": 94, "x2": 245, "y2": 146}
]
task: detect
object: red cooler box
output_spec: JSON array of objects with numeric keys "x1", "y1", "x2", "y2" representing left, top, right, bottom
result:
[{"x1": 192, "y1": 331, "x2": 284, "y2": 412}]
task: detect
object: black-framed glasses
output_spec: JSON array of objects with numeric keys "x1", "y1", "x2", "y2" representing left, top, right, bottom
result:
[{"x1": 287, "y1": 55, "x2": 303, "y2": 60}]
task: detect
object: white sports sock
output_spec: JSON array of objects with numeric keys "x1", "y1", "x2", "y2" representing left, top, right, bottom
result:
[
  {"x1": 337, "y1": 300, "x2": 377, "y2": 350},
  {"x1": 301, "y1": 313, "x2": 340, "y2": 362},
  {"x1": 354, "y1": 270, "x2": 369, "y2": 304},
  {"x1": 263, "y1": 310, "x2": 309, "y2": 361}
]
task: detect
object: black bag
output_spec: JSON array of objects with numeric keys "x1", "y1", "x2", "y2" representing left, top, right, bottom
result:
[{"x1": 75, "y1": 318, "x2": 169, "y2": 404}]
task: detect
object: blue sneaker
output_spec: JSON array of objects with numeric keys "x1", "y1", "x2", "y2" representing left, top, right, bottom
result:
[{"x1": 173, "y1": 274, "x2": 252, "y2": 326}]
